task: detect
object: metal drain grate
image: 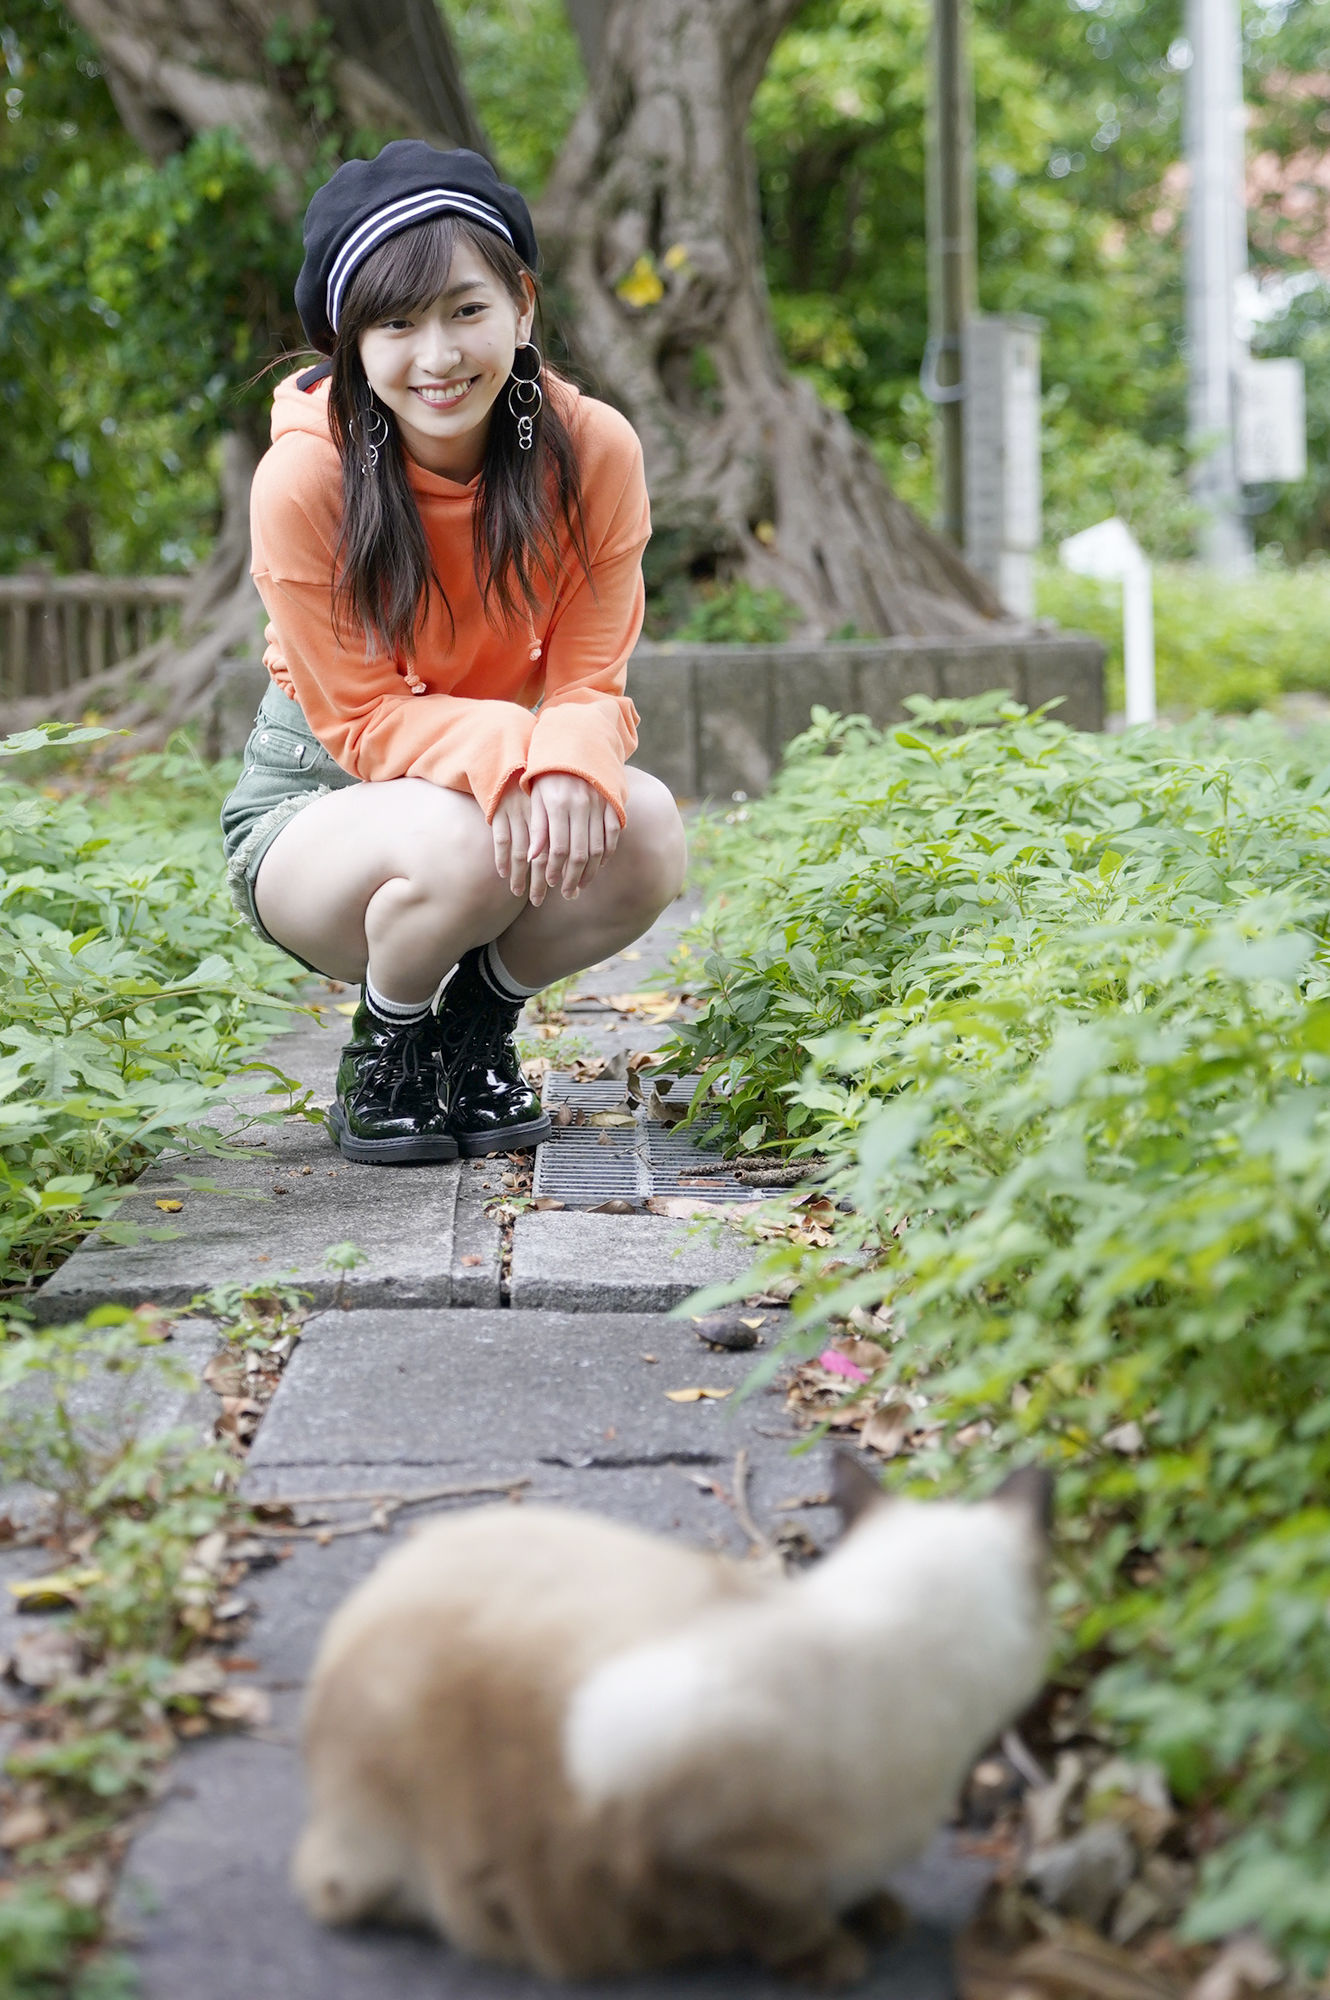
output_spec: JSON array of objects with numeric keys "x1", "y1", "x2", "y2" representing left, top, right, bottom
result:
[{"x1": 533, "y1": 1076, "x2": 757, "y2": 1209}]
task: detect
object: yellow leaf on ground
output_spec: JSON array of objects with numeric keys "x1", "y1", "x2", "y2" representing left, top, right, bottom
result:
[
  {"x1": 334, "y1": 1001, "x2": 358, "y2": 1015},
  {"x1": 9, "y1": 1566, "x2": 103, "y2": 1610},
  {"x1": 154, "y1": 1198, "x2": 183, "y2": 1212},
  {"x1": 665, "y1": 1387, "x2": 733, "y2": 1403}
]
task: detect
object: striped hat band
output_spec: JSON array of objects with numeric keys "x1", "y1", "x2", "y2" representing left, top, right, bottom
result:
[{"x1": 327, "y1": 189, "x2": 515, "y2": 333}]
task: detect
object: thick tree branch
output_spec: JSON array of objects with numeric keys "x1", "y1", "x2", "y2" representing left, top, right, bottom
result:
[
  {"x1": 542, "y1": 0, "x2": 1005, "y2": 636},
  {"x1": 320, "y1": 0, "x2": 489, "y2": 155},
  {"x1": 564, "y1": 0, "x2": 611, "y2": 80}
]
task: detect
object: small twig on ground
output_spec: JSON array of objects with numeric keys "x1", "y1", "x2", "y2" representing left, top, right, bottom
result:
[
  {"x1": 248, "y1": 1476, "x2": 529, "y2": 1540},
  {"x1": 1001, "y1": 1727, "x2": 1051, "y2": 1790},
  {"x1": 731, "y1": 1448, "x2": 770, "y2": 1554},
  {"x1": 682, "y1": 1156, "x2": 829, "y2": 1186}
]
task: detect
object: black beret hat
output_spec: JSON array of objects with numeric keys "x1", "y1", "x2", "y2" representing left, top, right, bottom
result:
[{"x1": 295, "y1": 141, "x2": 539, "y2": 354}]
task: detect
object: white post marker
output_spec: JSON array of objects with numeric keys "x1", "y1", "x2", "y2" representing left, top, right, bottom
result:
[{"x1": 1059, "y1": 518, "x2": 1156, "y2": 727}]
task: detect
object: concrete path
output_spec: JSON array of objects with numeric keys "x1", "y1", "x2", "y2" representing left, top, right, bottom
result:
[{"x1": 34, "y1": 897, "x2": 985, "y2": 1996}]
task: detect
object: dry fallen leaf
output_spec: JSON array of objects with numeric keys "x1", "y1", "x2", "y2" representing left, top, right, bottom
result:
[
  {"x1": 334, "y1": 1001, "x2": 358, "y2": 1015},
  {"x1": 460, "y1": 1253, "x2": 484, "y2": 1266},
  {"x1": 590, "y1": 1199, "x2": 637, "y2": 1214},
  {"x1": 208, "y1": 1685, "x2": 272, "y2": 1729},
  {"x1": 163, "y1": 1656, "x2": 228, "y2": 1699},
  {"x1": 648, "y1": 1195, "x2": 720, "y2": 1219},
  {"x1": 1185, "y1": 1937, "x2": 1283, "y2": 2000},
  {"x1": 531, "y1": 1197, "x2": 565, "y2": 1211},
  {"x1": 861, "y1": 1399, "x2": 915, "y2": 1457},
  {"x1": 154, "y1": 1197, "x2": 184, "y2": 1213},
  {"x1": 0, "y1": 1803, "x2": 52, "y2": 1850},
  {"x1": 11, "y1": 1623, "x2": 82, "y2": 1688},
  {"x1": 9, "y1": 1566, "x2": 102, "y2": 1612},
  {"x1": 588, "y1": 1109, "x2": 637, "y2": 1128},
  {"x1": 665, "y1": 1386, "x2": 733, "y2": 1403}
]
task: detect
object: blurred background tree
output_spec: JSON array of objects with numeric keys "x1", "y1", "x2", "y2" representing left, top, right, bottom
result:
[{"x1": 2, "y1": 0, "x2": 1327, "y2": 599}]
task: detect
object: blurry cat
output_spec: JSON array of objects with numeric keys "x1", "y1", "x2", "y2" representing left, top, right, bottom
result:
[{"x1": 293, "y1": 1454, "x2": 1052, "y2": 1986}]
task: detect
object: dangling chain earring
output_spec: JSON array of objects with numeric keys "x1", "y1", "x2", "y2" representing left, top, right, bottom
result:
[
  {"x1": 353, "y1": 404, "x2": 390, "y2": 476},
  {"x1": 507, "y1": 343, "x2": 544, "y2": 451}
]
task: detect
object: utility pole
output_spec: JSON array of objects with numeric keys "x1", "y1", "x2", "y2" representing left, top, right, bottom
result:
[
  {"x1": 1185, "y1": 0, "x2": 1253, "y2": 570},
  {"x1": 925, "y1": 0, "x2": 977, "y2": 549}
]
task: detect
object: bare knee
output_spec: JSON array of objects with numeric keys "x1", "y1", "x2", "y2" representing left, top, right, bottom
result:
[
  {"x1": 616, "y1": 772, "x2": 687, "y2": 910},
  {"x1": 376, "y1": 806, "x2": 515, "y2": 927}
]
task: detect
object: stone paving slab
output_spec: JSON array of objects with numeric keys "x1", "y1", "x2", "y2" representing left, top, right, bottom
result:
[
  {"x1": 118, "y1": 1447, "x2": 982, "y2": 2000},
  {"x1": 509, "y1": 1212, "x2": 754, "y2": 1310},
  {"x1": 118, "y1": 1711, "x2": 977, "y2": 2000},
  {"x1": 244, "y1": 1309, "x2": 796, "y2": 1476},
  {"x1": 33, "y1": 1141, "x2": 497, "y2": 1320},
  {"x1": 234, "y1": 1469, "x2": 834, "y2": 1692}
]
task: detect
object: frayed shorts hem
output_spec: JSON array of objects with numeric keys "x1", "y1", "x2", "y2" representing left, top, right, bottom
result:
[{"x1": 225, "y1": 785, "x2": 336, "y2": 976}]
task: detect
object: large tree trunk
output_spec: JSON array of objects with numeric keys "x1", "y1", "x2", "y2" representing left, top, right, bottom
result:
[
  {"x1": 45, "y1": 0, "x2": 488, "y2": 744},
  {"x1": 540, "y1": 0, "x2": 1004, "y2": 637}
]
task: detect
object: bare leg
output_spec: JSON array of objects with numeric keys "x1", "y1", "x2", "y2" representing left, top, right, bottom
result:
[
  {"x1": 495, "y1": 770, "x2": 688, "y2": 987},
  {"x1": 254, "y1": 778, "x2": 520, "y2": 1001},
  {"x1": 251, "y1": 770, "x2": 687, "y2": 997}
]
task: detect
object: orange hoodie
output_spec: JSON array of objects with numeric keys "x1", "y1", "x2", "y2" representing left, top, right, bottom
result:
[{"x1": 248, "y1": 372, "x2": 648, "y2": 823}]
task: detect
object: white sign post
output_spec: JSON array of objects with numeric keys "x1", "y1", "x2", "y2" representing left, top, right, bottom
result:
[
  {"x1": 1236, "y1": 358, "x2": 1307, "y2": 484},
  {"x1": 1060, "y1": 518, "x2": 1156, "y2": 727}
]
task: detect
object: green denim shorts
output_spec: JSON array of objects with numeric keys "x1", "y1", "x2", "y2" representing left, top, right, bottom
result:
[{"x1": 220, "y1": 683, "x2": 360, "y2": 969}]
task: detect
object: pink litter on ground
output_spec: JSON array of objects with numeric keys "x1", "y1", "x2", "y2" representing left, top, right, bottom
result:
[{"x1": 820, "y1": 1348, "x2": 869, "y2": 1383}]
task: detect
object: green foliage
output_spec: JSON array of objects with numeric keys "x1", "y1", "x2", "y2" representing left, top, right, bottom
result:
[
  {"x1": 754, "y1": 0, "x2": 1190, "y2": 491},
  {"x1": 0, "y1": 1, "x2": 299, "y2": 573},
  {"x1": 449, "y1": 0, "x2": 585, "y2": 193},
  {"x1": 669, "y1": 580, "x2": 800, "y2": 646},
  {"x1": 0, "y1": 728, "x2": 311, "y2": 1293},
  {"x1": 0, "y1": 1303, "x2": 250, "y2": 1996},
  {"x1": 670, "y1": 696, "x2": 1330, "y2": 1969},
  {"x1": 1041, "y1": 412, "x2": 1201, "y2": 561},
  {"x1": 0, "y1": 1880, "x2": 99, "y2": 1998},
  {"x1": 1036, "y1": 558, "x2": 1330, "y2": 715}
]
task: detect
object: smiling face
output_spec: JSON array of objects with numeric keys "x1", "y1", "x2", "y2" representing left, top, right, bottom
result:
[{"x1": 356, "y1": 240, "x2": 535, "y2": 483}]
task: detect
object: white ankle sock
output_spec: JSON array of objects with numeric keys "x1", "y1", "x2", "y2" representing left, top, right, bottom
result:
[
  {"x1": 478, "y1": 941, "x2": 543, "y2": 1003},
  {"x1": 364, "y1": 975, "x2": 432, "y2": 1026}
]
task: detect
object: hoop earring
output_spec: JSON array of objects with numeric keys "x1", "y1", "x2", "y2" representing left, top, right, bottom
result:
[
  {"x1": 507, "y1": 342, "x2": 544, "y2": 451},
  {"x1": 353, "y1": 405, "x2": 390, "y2": 475}
]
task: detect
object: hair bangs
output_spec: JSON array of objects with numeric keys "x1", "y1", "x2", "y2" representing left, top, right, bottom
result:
[{"x1": 341, "y1": 214, "x2": 467, "y2": 328}]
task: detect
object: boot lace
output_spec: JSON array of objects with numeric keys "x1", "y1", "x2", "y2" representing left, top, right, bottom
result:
[{"x1": 363, "y1": 1021, "x2": 430, "y2": 1112}]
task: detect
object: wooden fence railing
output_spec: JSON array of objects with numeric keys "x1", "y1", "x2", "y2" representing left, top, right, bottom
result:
[{"x1": 0, "y1": 574, "x2": 192, "y2": 703}]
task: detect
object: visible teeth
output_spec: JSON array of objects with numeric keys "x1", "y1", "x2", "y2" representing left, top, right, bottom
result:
[{"x1": 416, "y1": 381, "x2": 471, "y2": 406}]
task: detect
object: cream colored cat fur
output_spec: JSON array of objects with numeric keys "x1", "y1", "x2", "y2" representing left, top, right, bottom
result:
[{"x1": 293, "y1": 1456, "x2": 1051, "y2": 1985}]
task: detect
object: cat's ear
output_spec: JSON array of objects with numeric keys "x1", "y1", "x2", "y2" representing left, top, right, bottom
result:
[
  {"x1": 832, "y1": 1449, "x2": 887, "y2": 1530},
  {"x1": 990, "y1": 1464, "x2": 1054, "y2": 1542}
]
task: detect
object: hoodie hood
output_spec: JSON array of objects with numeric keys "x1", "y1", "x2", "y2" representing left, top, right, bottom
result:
[{"x1": 270, "y1": 368, "x2": 336, "y2": 446}]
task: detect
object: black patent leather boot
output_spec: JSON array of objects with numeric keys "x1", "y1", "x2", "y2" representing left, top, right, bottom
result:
[
  {"x1": 328, "y1": 1000, "x2": 459, "y2": 1164},
  {"x1": 434, "y1": 948, "x2": 552, "y2": 1156}
]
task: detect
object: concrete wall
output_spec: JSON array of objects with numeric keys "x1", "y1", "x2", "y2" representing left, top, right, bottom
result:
[{"x1": 212, "y1": 631, "x2": 1105, "y2": 798}]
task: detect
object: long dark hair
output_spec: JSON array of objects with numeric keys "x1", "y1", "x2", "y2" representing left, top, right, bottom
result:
[{"x1": 326, "y1": 215, "x2": 589, "y2": 660}]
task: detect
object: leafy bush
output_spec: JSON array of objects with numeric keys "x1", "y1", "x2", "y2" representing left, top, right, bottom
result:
[
  {"x1": 670, "y1": 696, "x2": 1330, "y2": 1970},
  {"x1": 1040, "y1": 412, "x2": 1201, "y2": 561},
  {"x1": 1037, "y1": 558, "x2": 1330, "y2": 718},
  {"x1": 0, "y1": 1304, "x2": 249, "y2": 1997},
  {"x1": 0, "y1": 727, "x2": 310, "y2": 1294},
  {"x1": 668, "y1": 579, "x2": 800, "y2": 646}
]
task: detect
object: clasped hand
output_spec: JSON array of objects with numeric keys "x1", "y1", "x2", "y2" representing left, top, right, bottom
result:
[{"x1": 491, "y1": 773, "x2": 620, "y2": 906}]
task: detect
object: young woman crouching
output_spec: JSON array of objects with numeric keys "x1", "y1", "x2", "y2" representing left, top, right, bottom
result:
[{"x1": 221, "y1": 142, "x2": 686, "y2": 1164}]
